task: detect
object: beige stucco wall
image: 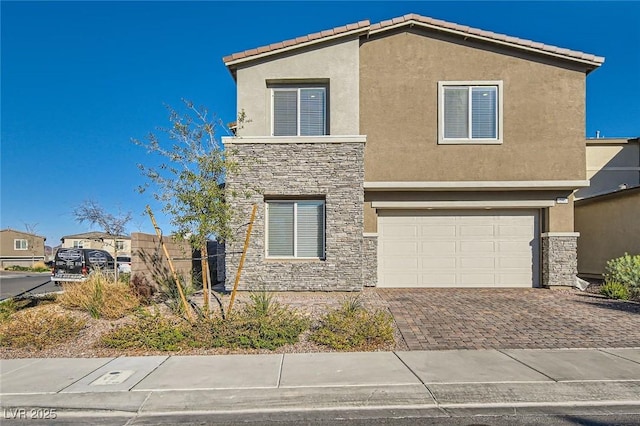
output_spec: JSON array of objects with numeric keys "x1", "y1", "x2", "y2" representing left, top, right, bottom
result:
[
  {"x1": 235, "y1": 38, "x2": 360, "y2": 136},
  {"x1": 575, "y1": 188, "x2": 640, "y2": 276},
  {"x1": 363, "y1": 190, "x2": 574, "y2": 233},
  {"x1": 61, "y1": 238, "x2": 131, "y2": 257},
  {"x1": 576, "y1": 139, "x2": 640, "y2": 199},
  {"x1": 360, "y1": 29, "x2": 588, "y2": 182}
]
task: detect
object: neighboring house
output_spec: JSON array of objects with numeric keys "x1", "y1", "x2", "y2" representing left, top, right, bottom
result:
[
  {"x1": 574, "y1": 137, "x2": 639, "y2": 277},
  {"x1": 60, "y1": 232, "x2": 131, "y2": 257},
  {"x1": 576, "y1": 137, "x2": 640, "y2": 200},
  {"x1": 222, "y1": 13, "x2": 604, "y2": 291},
  {"x1": 0, "y1": 228, "x2": 46, "y2": 268}
]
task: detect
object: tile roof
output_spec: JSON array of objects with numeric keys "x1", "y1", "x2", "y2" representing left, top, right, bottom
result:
[
  {"x1": 222, "y1": 20, "x2": 370, "y2": 64},
  {"x1": 223, "y1": 13, "x2": 604, "y2": 68}
]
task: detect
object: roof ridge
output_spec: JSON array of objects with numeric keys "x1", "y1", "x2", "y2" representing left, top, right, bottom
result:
[{"x1": 223, "y1": 13, "x2": 604, "y2": 68}]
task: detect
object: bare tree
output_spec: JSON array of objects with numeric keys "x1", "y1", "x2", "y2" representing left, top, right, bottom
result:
[
  {"x1": 24, "y1": 223, "x2": 41, "y2": 266},
  {"x1": 73, "y1": 200, "x2": 132, "y2": 278}
]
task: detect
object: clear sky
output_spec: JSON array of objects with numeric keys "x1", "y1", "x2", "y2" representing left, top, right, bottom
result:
[{"x1": 2, "y1": 1, "x2": 639, "y2": 246}]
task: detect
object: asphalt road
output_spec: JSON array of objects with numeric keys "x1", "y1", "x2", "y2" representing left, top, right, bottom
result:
[{"x1": 0, "y1": 272, "x2": 58, "y2": 301}]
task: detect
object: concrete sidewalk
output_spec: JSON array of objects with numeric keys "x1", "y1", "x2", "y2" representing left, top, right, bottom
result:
[{"x1": 1, "y1": 348, "x2": 640, "y2": 423}]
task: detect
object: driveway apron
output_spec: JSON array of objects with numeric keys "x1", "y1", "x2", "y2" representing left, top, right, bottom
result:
[{"x1": 377, "y1": 288, "x2": 640, "y2": 350}]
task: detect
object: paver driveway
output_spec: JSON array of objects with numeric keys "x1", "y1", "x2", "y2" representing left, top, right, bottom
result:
[{"x1": 376, "y1": 288, "x2": 640, "y2": 350}]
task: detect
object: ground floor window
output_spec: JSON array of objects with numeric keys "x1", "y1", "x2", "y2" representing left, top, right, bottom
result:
[{"x1": 266, "y1": 200, "x2": 325, "y2": 259}]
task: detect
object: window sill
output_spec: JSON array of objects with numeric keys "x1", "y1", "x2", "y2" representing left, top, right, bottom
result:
[
  {"x1": 438, "y1": 139, "x2": 503, "y2": 145},
  {"x1": 265, "y1": 257, "x2": 325, "y2": 262}
]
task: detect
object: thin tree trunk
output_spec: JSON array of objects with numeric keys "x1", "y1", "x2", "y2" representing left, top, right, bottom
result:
[{"x1": 201, "y1": 244, "x2": 210, "y2": 314}]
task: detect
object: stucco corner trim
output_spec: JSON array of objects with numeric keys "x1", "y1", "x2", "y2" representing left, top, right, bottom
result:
[
  {"x1": 364, "y1": 181, "x2": 590, "y2": 191},
  {"x1": 222, "y1": 136, "x2": 367, "y2": 145},
  {"x1": 541, "y1": 232, "x2": 580, "y2": 238},
  {"x1": 363, "y1": 232, "x2": 378, "y2": 237},
  {"x1": 371, "y1": 200, "x2": 555, "y2": 209}
]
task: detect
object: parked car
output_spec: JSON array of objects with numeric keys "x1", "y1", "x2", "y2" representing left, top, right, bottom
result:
[
  {"x1": 51, "y1": 248, "x2": 115, "y2": 283},
  {"x1": 117, "y1": 256, "x2": 132, "y2": 274}
]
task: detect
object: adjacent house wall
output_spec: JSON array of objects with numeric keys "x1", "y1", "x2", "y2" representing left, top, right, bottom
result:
[
  {"x1": 235, "y1": 37, "x2": 360, "y2": 136},
  {"x1": 575, "y1": 188, "x2": 640, "y2": 277},
  {"x1": 576, "y1": 138, "x2": 640, "y2": 199},
  {"x1": 359, "y1": 29, "x2": 587, "y2": 183}
]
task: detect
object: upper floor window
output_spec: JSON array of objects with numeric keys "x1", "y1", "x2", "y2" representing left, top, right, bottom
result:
[
  {"x1": 14, "y1": 239, "x2": 28, "y2": 250},
  {"x1": 438, "y1": 81, "x2": 503, "y2": 144},
  {"x1": 116, "y1": 240, "x2": 125, "y2": 251},
  {"x1": 272, "y1": 87, "x2": 327, "y2": 136},
  {"x1": 73, "y1": 241, "x2": 84, "y2": 249}
]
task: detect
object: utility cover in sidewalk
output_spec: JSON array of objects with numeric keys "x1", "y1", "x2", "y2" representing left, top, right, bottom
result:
[{"x1": 91, "y1": 370, "x2": 135, "y2": 385}]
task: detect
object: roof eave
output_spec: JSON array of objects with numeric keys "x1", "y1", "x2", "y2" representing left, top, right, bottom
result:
[
  {"x1": 368, "y1": 19, "x2": 604, "y2": 70},
  {"x1": 223, "y1": 26, "x2": 370, "y2": 70}
]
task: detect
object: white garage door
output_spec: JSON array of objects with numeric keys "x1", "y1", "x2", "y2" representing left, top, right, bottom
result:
[{"x1": 377, "y1": 209, "x2": 539, "y2": 288}]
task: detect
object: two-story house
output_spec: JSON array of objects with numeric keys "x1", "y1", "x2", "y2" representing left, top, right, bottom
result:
[
  {"x1": 0, "y1": 228, "x2": 47, "y2": 268},
  {"x1": 60, "y1": 232, "x2": 131, "y2": 257},
  {"x1": 222, "y1": 14, "x2": 603, "y2": 291}
]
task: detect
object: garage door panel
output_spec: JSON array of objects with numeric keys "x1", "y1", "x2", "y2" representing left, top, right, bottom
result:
[
  {"x1": 382, "y1": 241, "x2": 418, "y2": 254},
  {"x1": 422, "y1": 274, "x2": 457, "y2": 286},
  {"x1": 459, "y1": 225, "x2": 495, "y2": 237},
  {"x1": 497, "y1": 225, "x2": 533, "y2": 237},
  {"x1": 422, "y1": 241, "x2": 456, "y2": 255},
  {"x1": 460, "y1": 273, "x2": 495, "y2": 286},
  {"x1": 460, "y1": 257, "x2": 495, "y2": 268},
  {"x1": 460, "y1": 241, "x2": 495, "y2": 253},
  {"x1": 420, "y1": 225, "x2": 456, "y2": 237},
  {"x1": 378, "y1": 209, "x2": 539, "y2": 288},
  {"x1": 422, "y1": 257, "x2": 456, "y2": 268}
]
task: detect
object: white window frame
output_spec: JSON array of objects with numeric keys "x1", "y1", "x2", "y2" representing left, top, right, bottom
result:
[
  {"x1": 271, "y1": 87, "x2": 327, "y2": 136},
  {"x1": 265, "y1": 200, "x2": 326, "y2": 259},
  {"x1": 115, "y1": 240, "x2": 125, "y2": 251},
  {"x1": 14, "y1": 239, "x2": 28, "y2": 250},
  {"x1": 73, "y1": 240, "x2": 84, "y2": 249},
  {"x1": 438, "y1": 80, "x2": 503, "y2": 145}
]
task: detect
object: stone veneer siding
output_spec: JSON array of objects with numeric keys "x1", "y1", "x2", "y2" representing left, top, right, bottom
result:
[
  {"x1": 363, "y1": 235, "x2": 377, "y2": 287},
  {"x1": 542, "y1": 235, "x2": 578, "y2": 287},
  {"x1": 225, "y1": 141, "x2": 365, "y2": 291}
]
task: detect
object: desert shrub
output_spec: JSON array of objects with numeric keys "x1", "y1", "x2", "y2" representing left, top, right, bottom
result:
[
  {"x1": 0, "y1": 305, "x2": 85, "y2": 349},
  {"x1": 0, "y1": 299, "x2": 19, "y2": 322},
  {"x1": 58, "y1": 271, "x2": 140, "y2": 319},
  {"x1": 31, "y1": 261, "x2": 51, "y2": 272},
  {"x1": 605, "y1": 253, "x2": 640, "y2": 292},
  {"x1": 192, "y1": 293, "x2": 309, "y2": 350},
  {"x1": 310, "y1": 296, "x2": 394, "y2": 351},
  {"x1": 129, "y1": 274, "x2": 156, "y2": 304},
  {"x1": 118, "y1": 272, "x2": 131, "y2": 284},
  {"x1": 158, "y1": 273, "x2": 195, "y2": 315},
  {"x1": 600, "y1": 281, "x2": 630, "y2": 300},
  {"x1": 5, "y1": 265, "x2": 30, "y2": 271},
  {"x1": 99, "y1": 309, "x2": 191, "y2": 351}
]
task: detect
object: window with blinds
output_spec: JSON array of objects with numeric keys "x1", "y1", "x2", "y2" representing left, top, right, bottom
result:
[
  {"x1": 272, "y1": 88, "x2": 326, "y2": 136},
  {"x1": 266, "y1": 200, "x2": 325, "y2": 258},
  {"x1": 439, "y1": 81, "x2": 502, "y2": 144}
]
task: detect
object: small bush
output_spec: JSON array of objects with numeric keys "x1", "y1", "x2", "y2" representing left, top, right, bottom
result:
[
  {"x1": 100, "y1": 309, "x2": 191, "y2": 351},
  {"x1": 158, "y1": 273, "x2": 195, "y2": 315},
  {"x1": 0, "y1": 299, "x2": 19, "y2": 322},
  {"x1": 5, "y1": 265, "x2": 30, "y2": 271},
  {"x1": 311, "y1": 298, "x2": 394, "y2": 351},
  {"x1": 600, "y1": 281, "x2": 630, "y2": 300},
  {"x1": 0, "y1": 305, "x2": 85, "y2": 349},
  {"x1": 31, "y1": 261, "x2": 51, "y2": 272},
  {"x1": 192, "y1": 294, "x2": 309, "y2": 350},
  {"x1": 605, "y1": 253, "x2": 640, "y2": 291},
  {"x1": 118, "y1": 272, "x2": 131, "y2": 284},
  {"x1": 58, "y1": 271, "x2": 140, "y2": 319},
  {"x1": 130, "y1": 274, "x2": 156, "y2": 304}
]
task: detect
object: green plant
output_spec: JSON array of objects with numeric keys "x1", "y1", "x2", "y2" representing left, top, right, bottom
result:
[
  {"x1": 0, "y1": 305, "x2": 85, "y2": 349},
  {"x1": 247, "y1": 291, "x2": 276, "y2": 317},
  {"x1": 600, "y1": 281, "x2": 630, "y2": 300},
  {"x1": 605, "y1": 253, "x2": 640, "y2": 291},
  {"x1": 100, "y1": 309, "x2": 191, "y2": 351},
  {"x1": 158, "y1": 273, "x2": 195, "y2": 315},
  {"x1": 58, "y1": 271, "x2": 140, "y2": 319},
  {"x1": 311, "y1": 302, "x2": 395, "y2": 351},
  {"x1": 0, "y1": 299, "x2": 19, "y2": 322},
  {"x1": 118, "y1": 272, "x2": 131, "y2": 284}
]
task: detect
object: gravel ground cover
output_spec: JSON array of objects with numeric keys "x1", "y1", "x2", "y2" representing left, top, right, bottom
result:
[{"x1": 0, "y1": 288, "x2": 408, "y2": 359}]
